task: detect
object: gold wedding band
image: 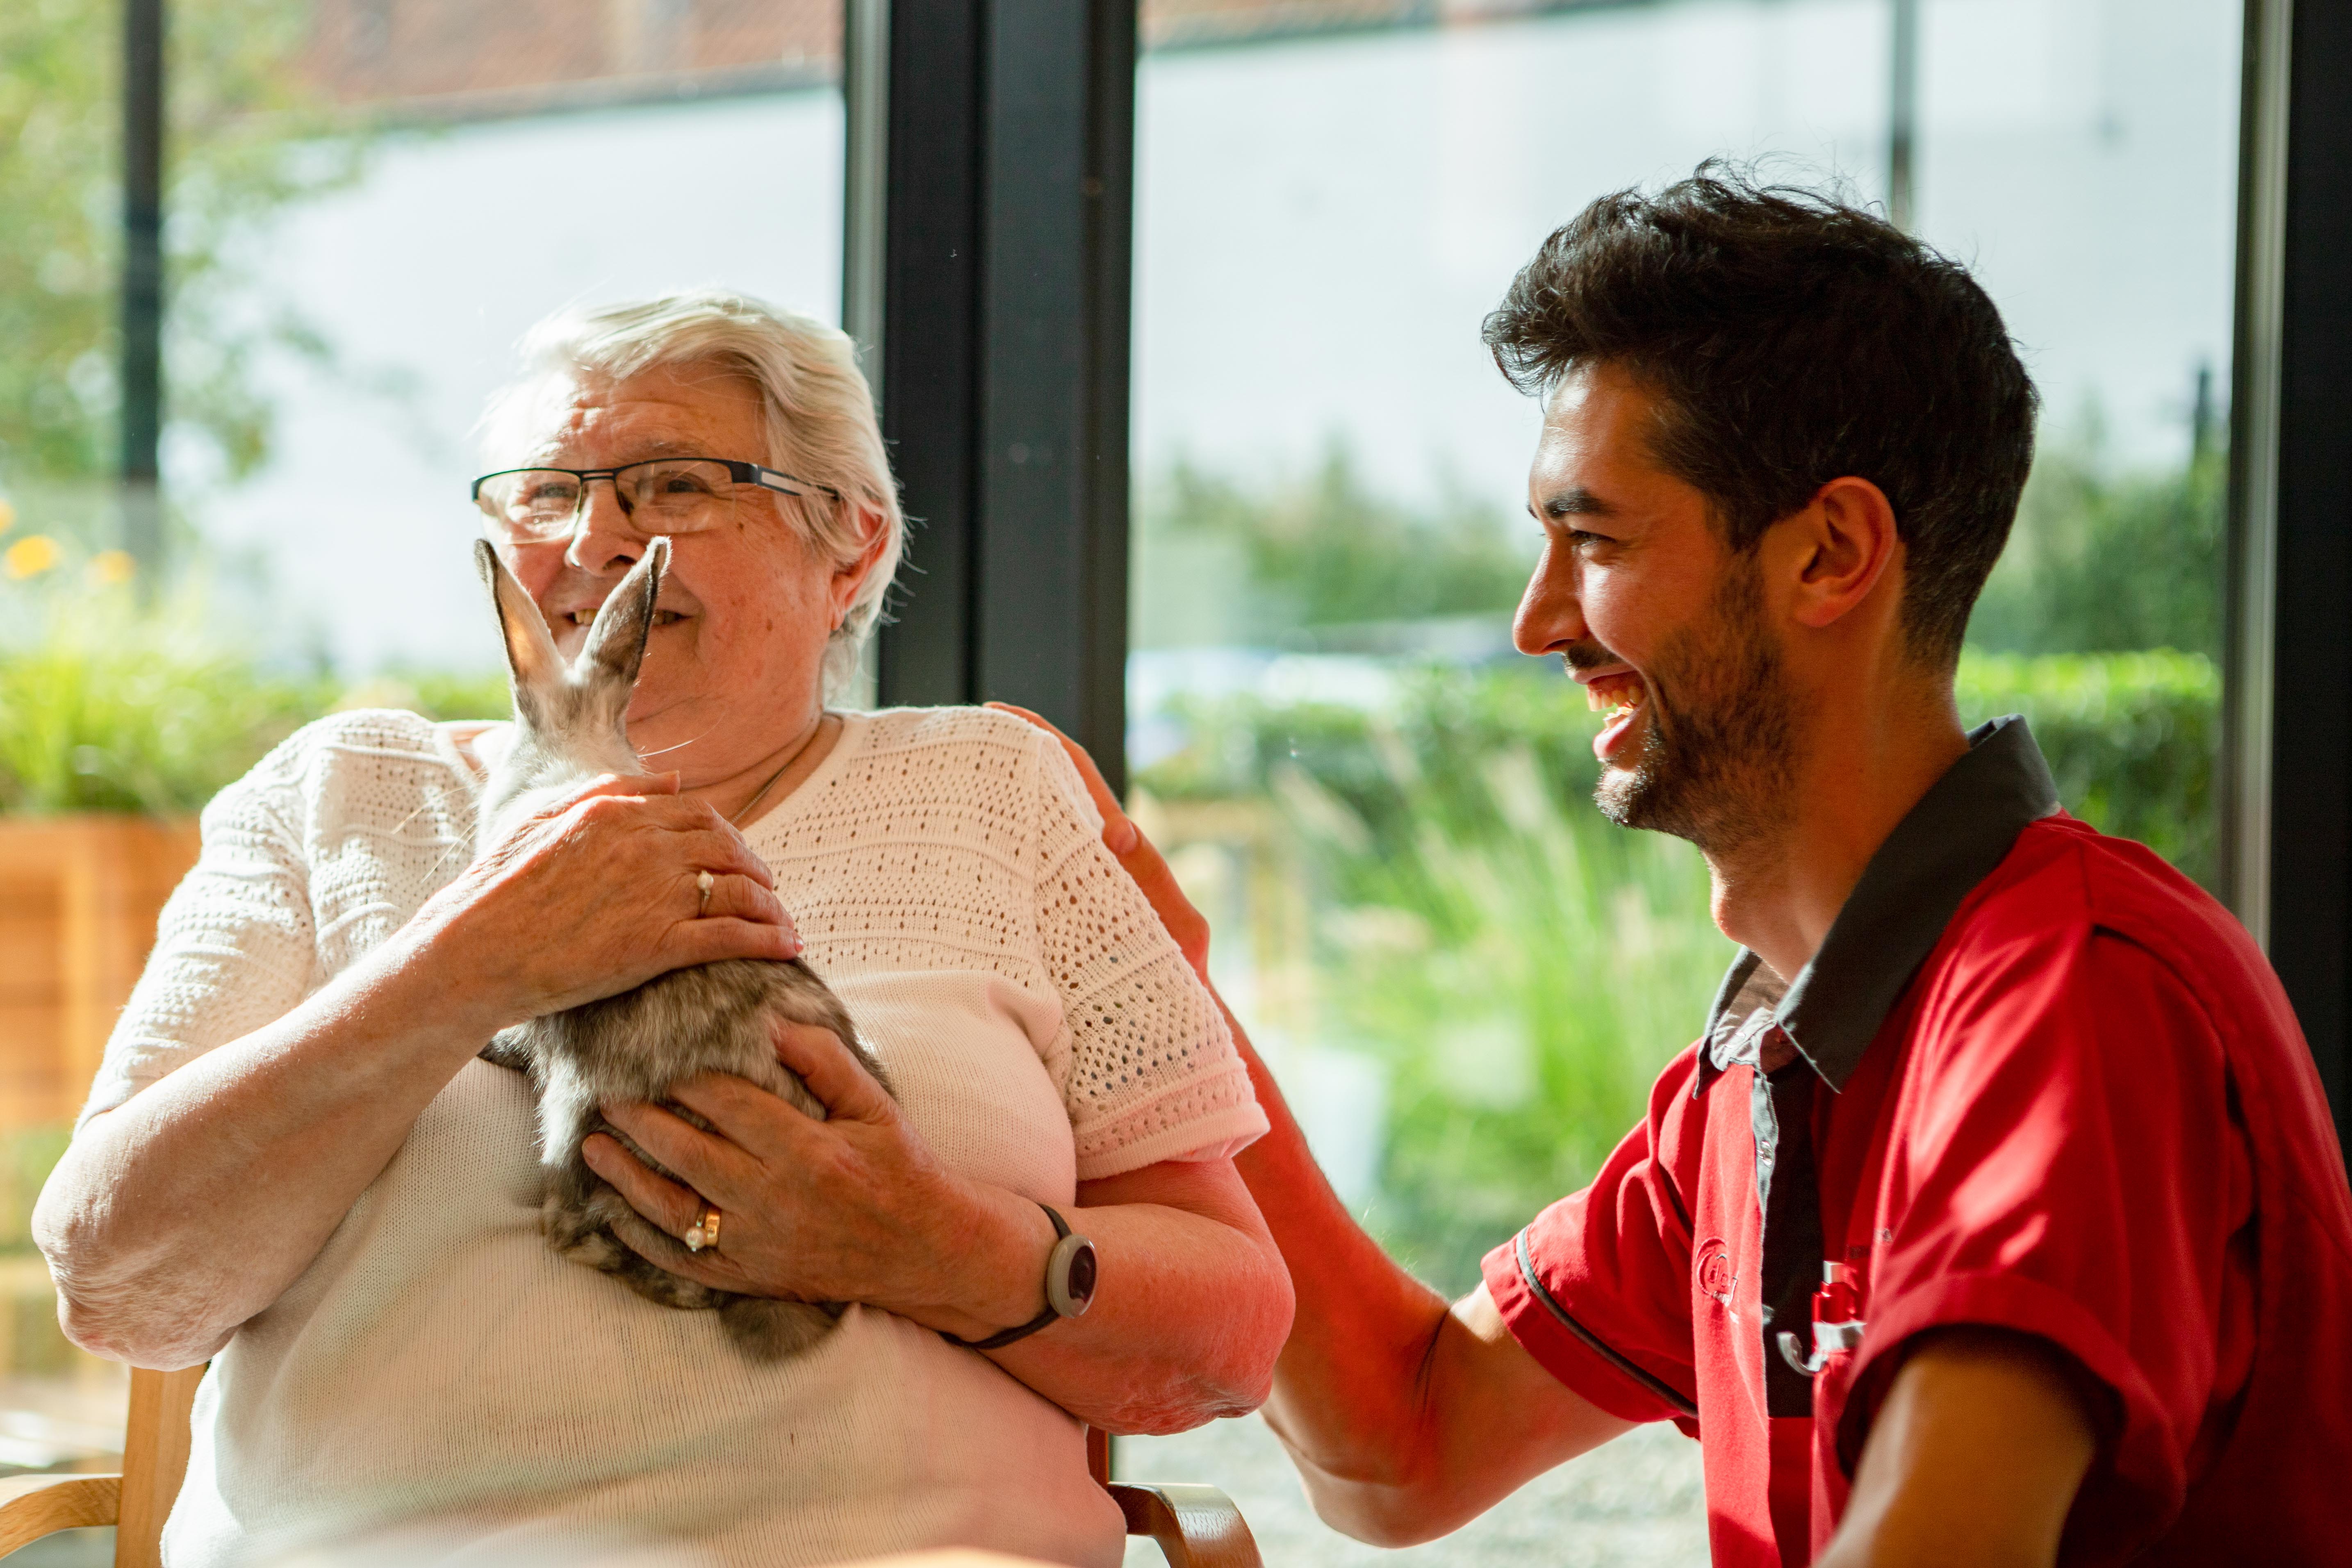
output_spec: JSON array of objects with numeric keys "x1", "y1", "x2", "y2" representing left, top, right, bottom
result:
[
  {"x1": 684, "y1": 1204, "x2": 722, "y2": 1254},
  {"x1": 696, "y1": 869, "x2": 716, "y2": 916}
]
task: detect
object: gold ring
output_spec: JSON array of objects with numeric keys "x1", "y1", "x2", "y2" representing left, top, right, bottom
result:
[
  {"x1": 696, "y1": 870, "x2": 716, "y2": 917},
  {"x1": 684, "y1": 1204, "x2": 722, "y2": 1253}
]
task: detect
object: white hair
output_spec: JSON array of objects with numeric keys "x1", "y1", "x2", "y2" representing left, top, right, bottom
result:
[{"x1": 478, "y1": 289, "x2": 904, "y2": 695}]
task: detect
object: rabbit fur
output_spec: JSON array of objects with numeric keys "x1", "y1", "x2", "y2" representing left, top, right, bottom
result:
[{"x1": 471, "y1": 535, "x2": 893, "y2": 1362}]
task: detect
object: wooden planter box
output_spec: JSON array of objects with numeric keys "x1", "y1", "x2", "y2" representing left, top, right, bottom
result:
[{"x1": 0, "y1": 818, "x2": 200, "y2": 1130}]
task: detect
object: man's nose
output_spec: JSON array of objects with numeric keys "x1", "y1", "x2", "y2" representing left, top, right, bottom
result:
[
  {"x1": 1512, "y1": 536, "x2": 1585, "y2": 657},
  {"x1": 564, "y1": 479, "x2": 643, "y2": 578}
]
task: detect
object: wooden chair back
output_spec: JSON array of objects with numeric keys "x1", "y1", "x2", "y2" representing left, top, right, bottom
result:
[
  {"x1": 0, "y1": 1369, "x2": 1255, "y2": 1568},
  {"x1": 118, "y1": 1366, "x2": 203, "y2": 1568}
]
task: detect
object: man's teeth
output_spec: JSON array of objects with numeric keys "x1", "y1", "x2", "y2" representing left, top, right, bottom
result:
[{"x1": 1584, "y1": 680, "x2": 1646, "y2": 717}]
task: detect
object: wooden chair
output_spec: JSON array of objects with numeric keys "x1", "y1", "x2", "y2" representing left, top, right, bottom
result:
[{"x1": 0, "y1": 1368, "x2": 1260, "y2": 1568}]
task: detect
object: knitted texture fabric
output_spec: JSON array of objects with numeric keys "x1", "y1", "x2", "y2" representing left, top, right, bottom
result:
[{"x1": 80, "y1": 704, "x2": 1266, "y2": 1568}]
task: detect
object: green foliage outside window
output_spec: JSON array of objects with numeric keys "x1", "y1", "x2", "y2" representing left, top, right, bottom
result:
[
  {"x1": 1129, "y1": 428, "x2": 2227, "y2": 1293},
  {"x1": 0, "y1": 0, "x2": 356, "y2": 545},
  {"x1": 1136, "y1": 645, "x2": 2219, "y2": 1291},
  {"x1": 1131, "y1": 446, "x2": 1533, "y2": 651},
  {"x1": 0, "y1": 579, "x2": 508, "y2": 815},
  {"x1": 1969, "y1": 430, "x2": 2228, "y2": 660}
]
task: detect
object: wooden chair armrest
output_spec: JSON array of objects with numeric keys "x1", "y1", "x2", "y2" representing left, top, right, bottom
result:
[
  {"x1": 0, "y1": 1473, "x2": 122, "y2": 1555},
  {"x1": 1109, "y1": 1482, "x2": 1261, "y2": 1568},
  {"x1": 828, "y1": 1554, "x2": 1060, "y2": 1567}
]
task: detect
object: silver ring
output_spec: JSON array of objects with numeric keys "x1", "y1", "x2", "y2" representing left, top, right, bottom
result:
[{"x1": 696, "y1": 869, "x2": 715, "y2": 917}]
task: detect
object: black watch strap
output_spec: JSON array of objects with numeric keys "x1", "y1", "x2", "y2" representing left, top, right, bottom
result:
[{"x1": 947, "y1": 1203, "x2": 1089, "y2": 1352}]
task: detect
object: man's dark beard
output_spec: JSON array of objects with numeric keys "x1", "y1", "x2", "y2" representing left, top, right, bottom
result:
[{"x1": 1594, "y1": 556, "x2": 1797, "y2": 857}]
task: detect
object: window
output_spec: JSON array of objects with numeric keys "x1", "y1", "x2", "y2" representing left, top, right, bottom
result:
[
  {"x1": 0, "y1": 0, "x2": 845, "y2": 1499},
  {"x1": 223, "y1": 0, "x2": 848, "y2": 677},
  {"x1": 1117, "y1": 2, "x2": 2241, "y2": 1559}
]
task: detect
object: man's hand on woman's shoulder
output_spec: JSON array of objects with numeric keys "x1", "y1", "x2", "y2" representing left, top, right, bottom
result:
[{"x1": 987, "y1": 703, "x2": 1209, "y2": 982}]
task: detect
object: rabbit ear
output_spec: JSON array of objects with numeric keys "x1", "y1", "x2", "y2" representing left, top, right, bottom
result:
[
  {"x1": 577, "y1": 536, "x2": 668, "y2": 696},
  {"x1": 474, "y1": 539, "x2": 562, "y2": 711}
]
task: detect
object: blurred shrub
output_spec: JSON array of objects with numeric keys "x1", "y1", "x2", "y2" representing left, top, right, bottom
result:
[
  {"x1": 0, "y1": 1126, "x2": 70, "y2": 1256},
  {"x1": 0, "y1": 1125, "x2": 92, "y2": 1380},
  {"x1": 1132, "y1": 445, "x2": 1532, "y2": 650},
  {"x1": 1958, "y1": 649, "x2": 2218, "y2": 886},
  {"x1": 1969, "y1": 439, "x2": 2226, "y2": 661},
  {"x1": 0, "y1": 588, "x2": 332, "y2": 814},
  {"x1": 1137, "y1": 648, "x2": 2219, "y2": 1291},
  {"x1": 0, "y1": 584, "x2": 505, "y2": 816}
]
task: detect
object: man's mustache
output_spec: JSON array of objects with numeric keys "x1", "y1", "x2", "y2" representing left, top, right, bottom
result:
[{"x1": 1564, "y1": 642, "x2": 1624, "y2": 673}]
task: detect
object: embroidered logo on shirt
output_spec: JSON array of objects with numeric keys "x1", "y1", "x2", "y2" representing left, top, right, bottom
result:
[{"x1": 1696, "y1": 1238, "x2": 1739, "y2": 1320}]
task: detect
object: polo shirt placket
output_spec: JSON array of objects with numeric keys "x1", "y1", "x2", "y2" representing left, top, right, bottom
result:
[{"x1": 1696, "y1": 715, "x2": 2060, "y2": 1420}]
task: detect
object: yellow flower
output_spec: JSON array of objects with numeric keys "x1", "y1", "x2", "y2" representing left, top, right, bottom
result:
[
  {"x1": 3, "y1": 535, "x2": 60, "y2": 579},
  {"x1": 90, "y1": 549, "x2": 137, "y2": 586},
  {"x1": 0, "y1": 498, "x2": 14, "y2": 535}
]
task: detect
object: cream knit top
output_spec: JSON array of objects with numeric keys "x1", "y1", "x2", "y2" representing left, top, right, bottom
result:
[{"x1": 78, "y1": 704, "x2": 1267, "y2": 1568}]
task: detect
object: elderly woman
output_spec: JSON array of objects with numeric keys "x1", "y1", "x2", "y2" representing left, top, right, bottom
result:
[{"x1": 32, "y1": 291, "x2": 1291, "y2": 1567}]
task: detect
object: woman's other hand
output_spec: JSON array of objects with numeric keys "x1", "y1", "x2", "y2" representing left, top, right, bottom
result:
[
  {"x1": 429, "y1": 772, "x2": 802, "y2": 1028},
  {"x1": 584, "y1": 1022, "x2": 997, "y2": 1331},
  {"x1": 589, "y1": 1017, "x2": 1294, "y2": 1433},
  {"x1": 985, "y1": 703, "x2": 1209, "y2": 983}
]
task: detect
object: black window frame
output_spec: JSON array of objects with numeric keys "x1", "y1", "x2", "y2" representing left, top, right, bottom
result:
[
  {"x1": 842, "y1": 0, "x2": 2352, "y2": 1164},
  {"x1": 2227, "y1": 0, "x2": 2352, "y2": 1161}
]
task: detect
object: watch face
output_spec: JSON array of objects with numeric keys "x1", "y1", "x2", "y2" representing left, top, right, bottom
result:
[{"x1": 1067, "y1": 1241, "x2": 1098, "y2": 1305}]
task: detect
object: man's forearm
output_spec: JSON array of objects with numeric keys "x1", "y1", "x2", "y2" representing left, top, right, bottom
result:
[{"x1": 1212, "y1": 989, "x2": 1457, "y2": 1487}]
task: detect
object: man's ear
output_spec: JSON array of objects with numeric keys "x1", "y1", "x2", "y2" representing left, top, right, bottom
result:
[{"x1": 1784, "y1": 476, "x2": 1901, "y2": 630}]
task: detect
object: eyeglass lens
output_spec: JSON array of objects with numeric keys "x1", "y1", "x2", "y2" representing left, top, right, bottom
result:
[{"x1": 478, "y1": 460, "x2": 738, "y2": 539}]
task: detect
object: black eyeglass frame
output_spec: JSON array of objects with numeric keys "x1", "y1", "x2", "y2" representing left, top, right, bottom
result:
[{"x1": 470, "y1": 457, "x2": 844, "y2": 524}]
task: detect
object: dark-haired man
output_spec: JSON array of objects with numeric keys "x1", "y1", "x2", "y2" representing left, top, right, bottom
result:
[{"x1": 1017, "y1": 168, "x2": 2352, "y2": 1566}]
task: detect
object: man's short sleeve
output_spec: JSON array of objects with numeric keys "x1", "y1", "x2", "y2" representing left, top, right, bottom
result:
[
  {"x1": 1841, "y1": 928, "x2": 2247, "y2": 1550},
  {"x1": 1481, "y1": 1048, "x2": 1703, "y2": 1426}
]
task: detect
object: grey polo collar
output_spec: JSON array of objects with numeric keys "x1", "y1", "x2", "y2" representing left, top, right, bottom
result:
[{"x1": 1696, "y1": 714, "x2": 2063, "y2": 1099}]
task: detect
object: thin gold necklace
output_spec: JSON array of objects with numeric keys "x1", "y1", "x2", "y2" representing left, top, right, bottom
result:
[{"x1": 729, "y1": 714, "x2": 831, "y2": 827}]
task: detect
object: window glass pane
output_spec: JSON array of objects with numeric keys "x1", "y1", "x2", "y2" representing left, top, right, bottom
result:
[
  {"x1": 0, "y1": 0, "x2": 842, "y2": 1488},
  {"x1": 1118, "y1": 1, "x2": 2239, "y2": 1558}
]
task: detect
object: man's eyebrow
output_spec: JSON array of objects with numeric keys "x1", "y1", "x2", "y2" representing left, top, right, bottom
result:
[{"x1": 1533, "y1": 487, "x2": 1619, "y2": 521}]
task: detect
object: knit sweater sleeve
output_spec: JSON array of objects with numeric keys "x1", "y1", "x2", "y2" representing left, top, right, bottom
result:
[
  {"x1": 78, "y1": 740, "x2": 323, "y2": 1130},
  {"x1": 1027, "y1": 732, "x2": 1268, "y2": 1181}
]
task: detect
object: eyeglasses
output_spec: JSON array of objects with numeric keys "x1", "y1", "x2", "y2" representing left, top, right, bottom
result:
[{"x1": 471, "y1": 457, "x2": 842, "y2": 544}]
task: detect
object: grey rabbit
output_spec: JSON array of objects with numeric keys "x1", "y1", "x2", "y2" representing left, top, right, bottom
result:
[{"x1": 470, "y1": 535, "x2": 892, "y2": 1362}]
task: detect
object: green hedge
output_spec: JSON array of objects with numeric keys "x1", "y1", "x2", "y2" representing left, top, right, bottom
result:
[
  {"x1": 1135, "y1": 649, "x2": 2221, "y2": 1290},
  {"x1": 0, "y1": 594, "x2": 509, "y2": 815},
  {"x1": 1957, "y1": 650, "x2": 2218, "y2": 887},
  {"x1": 1139, "y1": 648, "x2": 2220, "y2": 890}
]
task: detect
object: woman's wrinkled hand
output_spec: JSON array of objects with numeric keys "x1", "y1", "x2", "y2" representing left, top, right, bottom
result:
[
  {"x1": 427, "y1": 772, "x2": 801, "y2": 1027},
  {"x1": 986, "y1": 703, "x2": 1210, "y2": 981},
  {"x1": 583, "y1": 1022, "x2": 1028, "y2": 1337}
]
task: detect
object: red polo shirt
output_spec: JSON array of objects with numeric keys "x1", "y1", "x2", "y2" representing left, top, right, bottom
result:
[{"x1": 1483, "y1": 718, "x2": 2352, "y2": 1566}]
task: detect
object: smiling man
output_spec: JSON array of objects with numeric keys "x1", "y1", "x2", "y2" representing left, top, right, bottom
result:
[{"x1": 1027, "y1": 168, "x2": 2352, "y2": 1566}]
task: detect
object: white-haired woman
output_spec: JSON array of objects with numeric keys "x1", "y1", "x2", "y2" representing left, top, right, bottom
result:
[{"x1": 33, "y1": 291, "x2": 1291, "y2": 1568}]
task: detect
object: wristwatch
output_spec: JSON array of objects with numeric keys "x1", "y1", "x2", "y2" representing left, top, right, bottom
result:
[{"x1": 948, "y1": 1203, "x2": 1098, "y2": 1350}]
